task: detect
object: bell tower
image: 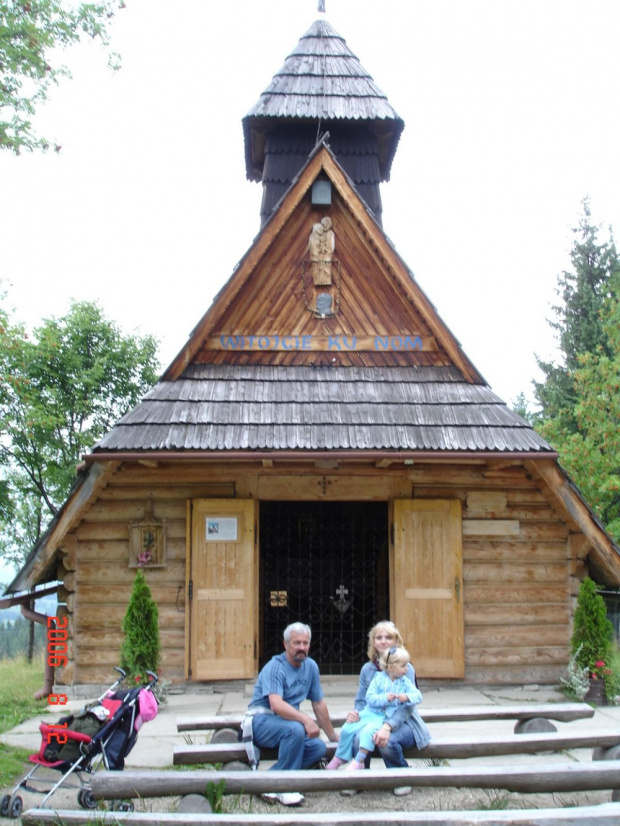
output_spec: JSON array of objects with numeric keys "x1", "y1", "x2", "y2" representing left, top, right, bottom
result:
[{"x1": 242, "y1": 19, "x2": 404, "y2": 227}]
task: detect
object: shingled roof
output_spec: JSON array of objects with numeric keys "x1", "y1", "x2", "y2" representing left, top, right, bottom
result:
[
  {"x1": 94, "y1": 364, "x2": 552, "y2": 454},
  {"x1": 243, "y1": 19, "x2": 404, "y2": 185}
]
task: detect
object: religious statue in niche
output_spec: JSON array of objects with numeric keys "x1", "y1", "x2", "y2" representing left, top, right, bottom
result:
[
  {"x1": 301, "y1": 216, "x2": 341, "y2": 317},
  {"x1": 308, "y1": 216, "x2": 335, "y2": 285},
  {"x1": 128, "y1": 495, "x2": 166, "y2": 568}
]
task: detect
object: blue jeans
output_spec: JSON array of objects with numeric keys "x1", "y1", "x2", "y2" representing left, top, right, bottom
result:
[
  {"x1": 252, "y1": 714, "x2": 327, "y2": 771},
  {"x1": 377, "y1": 724, "x2": 415, "y2": 768}
]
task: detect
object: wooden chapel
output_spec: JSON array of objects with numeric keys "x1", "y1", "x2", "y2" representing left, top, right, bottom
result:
[{"x1": 7, "y1": 18, "x2": 620, "y2": 688}]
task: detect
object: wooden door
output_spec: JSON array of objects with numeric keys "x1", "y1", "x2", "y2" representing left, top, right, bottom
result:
[
  {"x1": 392, "y1": 499, "x2": 464, "y2": 678},
  {"x1": 188, "y1": 499, "x2": 257, "y2": 680}
]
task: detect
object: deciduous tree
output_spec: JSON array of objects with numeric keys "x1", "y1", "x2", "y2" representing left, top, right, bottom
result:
[
  {"x1": 0, "y1": 298, "x2": 159, "y2": 567},
  {"x1": 0, "y1": 0, "x2": 126, "y2": 153}
]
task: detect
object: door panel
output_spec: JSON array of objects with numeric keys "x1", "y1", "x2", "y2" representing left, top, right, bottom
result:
[
  {"x1": 189, "y1": 499, "x2": 257, "y2": 680},
  {"x1": 392, "y1": 499, "x2": 464, "y2": 678}
]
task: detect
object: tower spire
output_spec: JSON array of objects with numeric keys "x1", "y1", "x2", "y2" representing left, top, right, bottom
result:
[
  {"x1": 243, "y1": 19, "x2": 404, "y2": 227},
  {"x1": 318, "y1": 1, "x2": 326, "y2": 12}
]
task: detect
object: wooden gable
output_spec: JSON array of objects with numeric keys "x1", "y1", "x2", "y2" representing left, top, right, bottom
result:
[{"x1": 163, "y1": 144, "x2": 484, "y2": 381}]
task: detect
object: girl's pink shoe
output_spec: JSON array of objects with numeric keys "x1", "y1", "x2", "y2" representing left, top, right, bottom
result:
[
  {"x1": 325, "y1": 756, "x2": 346, "y2": 770},
  {"x1": 345, "y1": 759, "x2": 364, "y2": 771}
]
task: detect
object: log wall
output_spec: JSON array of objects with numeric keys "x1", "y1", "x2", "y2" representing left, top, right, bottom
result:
[{"x1": 56, "y1": 459, "x2": 582, "y2": 686}]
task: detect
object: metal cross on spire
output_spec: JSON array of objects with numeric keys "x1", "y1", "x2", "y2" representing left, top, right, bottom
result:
[{"x1": 318, "y1": 1, "x2": 326, "y2": 12}]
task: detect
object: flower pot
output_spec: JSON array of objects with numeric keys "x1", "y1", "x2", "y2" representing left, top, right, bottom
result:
[{"x1": 585, "y1": 677, "x2": 607, "y2": 705}]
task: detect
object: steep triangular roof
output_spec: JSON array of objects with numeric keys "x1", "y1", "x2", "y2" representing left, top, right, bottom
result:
[
  {"x1": 162, "y1": 141, "x2": 484, "y2": 383},
  {"x1": 243, "y1": 20, "x2": 404, "y2": 183}
]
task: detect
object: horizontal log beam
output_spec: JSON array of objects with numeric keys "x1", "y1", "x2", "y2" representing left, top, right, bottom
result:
[
  {"x1": 176, "y1": 703, "x2": 594, "y2": 732},
  {"x1": 24, "y1": 803, "x2": 620, "y2": 825},
  {"x1": 90, "y1": 761, "x2": 620, "y2": 799},
  {"x1": 173, "y1": 729, "x2": 620, "y2": 767}
]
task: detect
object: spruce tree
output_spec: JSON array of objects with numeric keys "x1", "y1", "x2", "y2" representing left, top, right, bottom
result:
[
  {"x1": 534, "y1": 199, "x2": 619, "y2": 431},
  {"x1": 535, "y1": 223, "x2": 620, "y2": 541},
  {"x1": 120, "y1": 569, "x2": 160, "y2": 683}
]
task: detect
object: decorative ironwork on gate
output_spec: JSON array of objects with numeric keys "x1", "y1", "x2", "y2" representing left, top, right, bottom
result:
[{"x1": 260, "y1": 501, "x2": 389, "y2": 674}]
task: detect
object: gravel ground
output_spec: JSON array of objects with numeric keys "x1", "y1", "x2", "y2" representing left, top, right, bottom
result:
[{"x1": 220, "y1": 788, "x2": 611, "y2": 816}]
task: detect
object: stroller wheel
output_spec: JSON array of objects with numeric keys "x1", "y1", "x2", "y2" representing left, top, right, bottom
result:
[
  {"x1": 9, "y1": 796, "x2": 23, "y2": 819},
  {"x1": 113, "y1": 801, "x2": 134, "y2": 812},
  {"x1": 0, "y1": 794, "x2": 11, "y2": 817},
  {"x1": 78, "y1": 789, "x2": 97, "y2": 809}
]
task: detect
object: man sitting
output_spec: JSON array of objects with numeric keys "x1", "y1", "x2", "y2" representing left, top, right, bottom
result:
[{"x1": 242, "y1": 622, "x2": 339, "y2": 807}]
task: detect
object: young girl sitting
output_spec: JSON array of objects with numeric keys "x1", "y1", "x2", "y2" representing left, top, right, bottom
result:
[{"x1": 326, "y1": 645, "x2": 422, "y2": 770}]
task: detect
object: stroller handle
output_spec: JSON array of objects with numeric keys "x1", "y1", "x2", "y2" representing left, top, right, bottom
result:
[
  {"x1": 95, "y1": 667, "x2": 127, "y2": 703},
  {"x1": 145, "y1": 670, "x2": 159, "y2": 684}
]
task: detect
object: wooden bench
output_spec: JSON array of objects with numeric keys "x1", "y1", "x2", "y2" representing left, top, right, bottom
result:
[
  {"x1": 89, "y1": 760, "x2": 620, "y2": 799},
  {"x1": 172, "y1": 728, "x2": 620, "y2": 766},
  {"x1": 26, "y1": 737, "x2": 620, "y2": 825},
  {"x1": 177, "y1": 703, "x2": 594, "y2": 737},
  {"x1": 20, "y1": 801, "x2": 620, "y2": 825},
  {"x1": 21, "y1": 704, "x2": 617, "y2": 826}
]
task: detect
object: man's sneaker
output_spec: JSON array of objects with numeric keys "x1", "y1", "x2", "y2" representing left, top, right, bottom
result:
[
  {"x1": 393, "y1": 785, "x2": 412, "y2": 796},
  {"x1": 261, "y1": 792, "x2": 305, "y2": 806}
]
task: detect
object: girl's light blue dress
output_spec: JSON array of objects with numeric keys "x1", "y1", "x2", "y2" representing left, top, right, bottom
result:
[{"x1": 335, "y1": 670, "x2": 421, "y2": 758}]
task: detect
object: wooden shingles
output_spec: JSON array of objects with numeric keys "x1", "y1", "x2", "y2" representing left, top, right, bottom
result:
[
  {"x1": 96, "y1": 364, "x2": 552, "y2": 454},
  {"x1": 243, "y1": 20, "x2": 404, "y2": 182}
]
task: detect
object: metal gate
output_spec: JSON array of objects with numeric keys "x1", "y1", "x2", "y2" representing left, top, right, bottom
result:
[{"x1": 259, "y1": 501, "x2": 389, "y2": 674}]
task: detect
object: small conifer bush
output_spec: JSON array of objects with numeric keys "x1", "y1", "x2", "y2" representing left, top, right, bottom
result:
[
  {"x1": 120, "y1": 569, "x2": 160, "y2": 684},
  {"x1": 571, "y1": 577, "x2": 613, "y2": 673}
]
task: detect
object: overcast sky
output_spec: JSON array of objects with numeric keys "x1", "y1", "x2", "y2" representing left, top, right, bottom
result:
[
  {"x1": 3, "y1": 0, "x2": 620, "y2": 403},
  {"x1": 2, "y1": 0, "x2": 620, "y2": 583}
]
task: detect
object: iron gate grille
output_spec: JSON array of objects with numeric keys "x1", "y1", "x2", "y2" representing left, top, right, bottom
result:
[{"x1": 260, "y1": 501, "x2": 389, "y2": 674}]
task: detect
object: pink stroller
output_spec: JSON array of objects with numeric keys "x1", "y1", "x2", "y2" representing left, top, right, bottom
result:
[{"x1": 0, "y1": 667, "x2": 159, "y2": 819}]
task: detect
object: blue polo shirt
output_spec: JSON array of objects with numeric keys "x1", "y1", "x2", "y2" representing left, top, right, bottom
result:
[{"x1": 248, "y1": 652, "x2": 324, "y2": 710}]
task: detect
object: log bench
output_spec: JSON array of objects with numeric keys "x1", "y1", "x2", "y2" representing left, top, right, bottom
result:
[
  {"x1": 177, "y1": 703, "x2": 594, "y2": 737},
  {"x1": 21, "y1": 705, "x2": 618, "y2": 826},
  {"x1": 172, "y1": 728, "x2": 620, "y2": 766},
  {"x1": 89, "y1": 761, "x2": 620, "y2": 799},
  {"x1": 20, "y1": 802, "x2": 620, "y2": 825}
]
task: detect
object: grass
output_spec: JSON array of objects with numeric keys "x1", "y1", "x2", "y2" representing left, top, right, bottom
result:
[
  {"x1": 475, "y1": 789, "x2": 512, "y2": 810},
  {"x1": 0, "y1": 656, "x2": 46, "y2": 735},
  {"x1": 0, "y1": 743, "x2": 34, "y2": 789},
  {"x1": 0, "y1": 656, "x2": 47, "y2": 788}
]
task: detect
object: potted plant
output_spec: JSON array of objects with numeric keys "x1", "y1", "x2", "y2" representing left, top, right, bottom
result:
[{"x1": 569, "y1": 578, "x2": 614, "y2": 704}]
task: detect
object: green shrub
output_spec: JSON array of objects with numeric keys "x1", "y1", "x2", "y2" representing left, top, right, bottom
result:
[
  {"x1": 571, "y1": 578, "x2": 613, "y2": 672},
  {"x1": 119, "y1": 569, "x2": 160, "y2": 684}
]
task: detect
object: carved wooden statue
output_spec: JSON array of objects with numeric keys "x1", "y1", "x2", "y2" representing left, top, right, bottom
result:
[{"x1": 308, "y1": 216, "x2": 335, "y2": 285}]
